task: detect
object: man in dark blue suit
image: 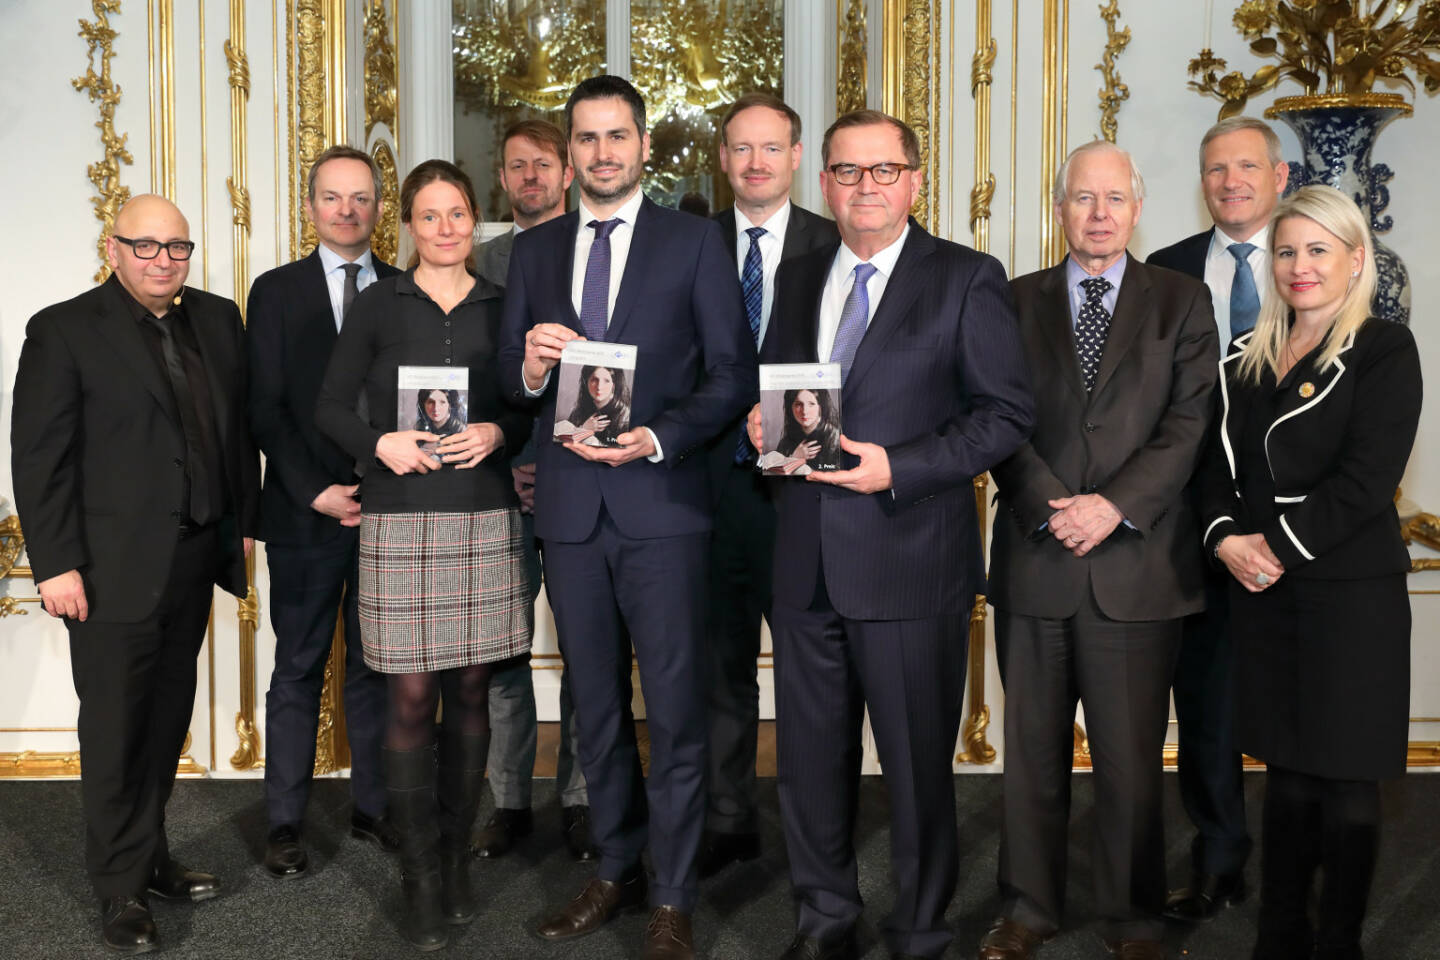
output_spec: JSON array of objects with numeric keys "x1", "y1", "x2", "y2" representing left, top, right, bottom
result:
[
  {"x1": 1147, "y1": 116, "x2": 1289, "y2": 922},
  {"x1": 498, "y1": 76, "x2": 755, "y2": 960},
  {"x1": 247, "y1": 145, "x2": 400, "y2": 879},
  {"x1": 749, "y1": 110, "x2": 1034, "y2": 960}
]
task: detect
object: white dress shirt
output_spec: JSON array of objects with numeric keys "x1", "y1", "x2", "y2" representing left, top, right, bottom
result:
[
  {"x1": 732, "y1": 201, "x2": 792, "y2": 346},
  {"x1": 317, "y1": 243, "x2": 377, "y2": 331},
  {"x1": 1204, "y1": 223, "x2": 1271, "y2": 354},
  {"x1": 816, "y1": 224, "x2": 910, "y2": 362}
]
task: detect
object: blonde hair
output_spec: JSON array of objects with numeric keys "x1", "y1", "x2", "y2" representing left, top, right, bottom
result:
[{"x1": 1237, "y1": 185, "x2": 1376, "y2": 385}]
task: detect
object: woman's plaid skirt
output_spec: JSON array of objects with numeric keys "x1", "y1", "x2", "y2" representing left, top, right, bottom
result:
[{"x1": 357, "y1": 509, "x2": 533, "y2": 673}]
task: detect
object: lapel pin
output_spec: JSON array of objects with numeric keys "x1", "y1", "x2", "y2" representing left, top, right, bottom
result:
[{"x1": 1298, "y1": 382, "x2": 1316, "y2": 398}]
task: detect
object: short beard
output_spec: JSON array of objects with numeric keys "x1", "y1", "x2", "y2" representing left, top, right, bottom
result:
[{"x1": 580, "y1": 165, "x2": 643, "y2": 206}]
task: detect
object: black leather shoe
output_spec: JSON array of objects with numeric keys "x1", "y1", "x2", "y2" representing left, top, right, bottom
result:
[
  {"x1": 263, "y1": 824, "x2": 308, "y2": 879},
  {"x1": 147, "y1": 860, "x2": 220, "y2": 902},
  {"x1": 101, "y1": 896, "x2": 157, "y2": 954},
  {"x1": 471, "y1": 807, "x2": 534, "y2": 859},
  {"x1": 1163, "y1": 872, "x2": 1247, "y2": 921},
  {"x1": 696, "y1": 829, "x2": 761, "y2": 879},
  {"x1": 350, "y1": 807, "x2": 400, "y2": 852},
  {"x1": 778, "y1": 930, "x2": 858, "y2": 960},
  {"x1": 562, "y1": 804, "x2": 598, "y2": 861},
  {"x1": 978, "y1": 917, "x2": 1048, "y2": 960},
  {"x1": 641, "y1": 905, "x2": 694, "y2": 960},
  {"x1": 534, "y1": 871, "x2": 648, "y2": 941}
]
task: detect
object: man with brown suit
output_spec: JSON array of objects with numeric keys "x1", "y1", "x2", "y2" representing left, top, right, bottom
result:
[{"x1": 980, "y1": 141, "x2": 1219, "y2": 960}]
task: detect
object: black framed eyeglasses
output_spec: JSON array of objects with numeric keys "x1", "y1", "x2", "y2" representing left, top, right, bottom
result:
[
  {"x1": 826, "y1": 162, "x2": 911, "y2": 186},
  {"x1": 114, "y1": 235, "x2": 196, "y2": 261}
]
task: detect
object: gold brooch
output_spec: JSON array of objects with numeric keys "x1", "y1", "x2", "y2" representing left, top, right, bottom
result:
[{"x1": 1298, "y1": 382, "x2": 1316, "y2": 398}]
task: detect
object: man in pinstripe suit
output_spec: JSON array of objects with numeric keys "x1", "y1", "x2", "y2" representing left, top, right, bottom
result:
[{"x1": 749, "y1": 109, "x2": 1034, "y2": 960}]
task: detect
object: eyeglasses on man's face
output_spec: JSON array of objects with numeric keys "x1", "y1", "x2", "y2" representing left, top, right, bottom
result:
[
  {"x1": 825, "y1": 162, "x2": 911, "y2": 186},
  {"x1": 114, "y1": 235, "x2": 196, "y2": 261}
]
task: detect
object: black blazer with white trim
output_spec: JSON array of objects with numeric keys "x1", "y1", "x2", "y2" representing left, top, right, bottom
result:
[{"x1": 1200, "y1": 318, "x2": 1422, "y2": 578}]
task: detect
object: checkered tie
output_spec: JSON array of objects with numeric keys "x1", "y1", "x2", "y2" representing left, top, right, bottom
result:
[
  {"x1": 578, "y1": 219, "x2": 621, "y2": 342},
  {"x1": 735, "y1": 227, "x2": 766, "y2": 463},
  {"x1": 1076, "y1": 276, "x2": 1112, "y2": 392},
  {"x1": 829, "y1": 262, "x2": 878, "y2": 385},
  {"x1": 1228, "y1": 242, "x2": 1260, "y2": 337}
]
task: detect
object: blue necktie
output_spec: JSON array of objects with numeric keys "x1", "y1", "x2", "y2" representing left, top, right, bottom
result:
[
  {"x1": 1228, "y1": 242, "x2": 1260, "y2": 337},
  {"x1": 1076, "y1": 276, "x2": 1112, "y2": 392},
  {"x1": 578, "y1": 219, "x2": 621, "y2": 342},
  {"x1": 735, "y1": 227, "x2": 766, "y2": 464},
  {"x1": 829, "y1": 262, "x2": 878, "y2": 385}
]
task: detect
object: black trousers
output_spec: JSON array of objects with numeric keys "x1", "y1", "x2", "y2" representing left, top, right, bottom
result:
[
  {"x1": 1173, "y1": 570, "x2": 1250, "y2": 876},
  {"x1": 263, "y1": 530, "x2": 386, "y2": 827},
  {"x1": 704, "y1": 464, "x2": 775, "y2": 834},
  {"x1": 995, "y1": 588, "x2": 1181, "y2": 942},
  {"x1": 772, "y1": 569, "x2": 966, "y2": 960},
  {"x1": 67, "y1": 526, "x2": 221, "y2": 899}
]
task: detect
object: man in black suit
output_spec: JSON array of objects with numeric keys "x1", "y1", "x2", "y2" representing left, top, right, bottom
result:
[
  {"x1": 12, "y1": 194, "x2": 259, "y2": 953},
  {"x1": 749, "y1": 109, "x2": 1034, "y2": 960},
  {"x1": 981, "y1": 141, "x2": 1219, "y2": 960},
  {"x1": 1147, "y1": 116, "x2": 1289, "y2": 921},
  {"x1": 699, "y1": 92, "x2": 839, "y2": 879},
  {"x1": 246, "y1": 145, "x2": 401, "y2": 879},
  {"x1": 473, "y1": 118, "x2": 595, "y2": 863},
  {"x1": 498, "y1": 76, "x2": 755, "y2": 960}
]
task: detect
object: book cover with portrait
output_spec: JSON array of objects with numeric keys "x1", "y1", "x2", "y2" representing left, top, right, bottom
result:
[
  {"x1": 756, "y1": 363, "x2": 843, "y2": 476},
  {"x1": 552, "y1": 340, "x2": 638, "y2": 447},
  {"x1": 398, "y1": 365, "x2": 468, "y2": 463}
]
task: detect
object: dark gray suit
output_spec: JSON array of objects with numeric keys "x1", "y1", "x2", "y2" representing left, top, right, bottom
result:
[
  {"x1": 703, "y1": 203, "x2": 837, "y2": 837},
  {"x1": 476, "y1": 227, "x2": 587, "y2": 813},
  {"x1": 988, "y1": 254, "x2": 1218, "y2": 942}
]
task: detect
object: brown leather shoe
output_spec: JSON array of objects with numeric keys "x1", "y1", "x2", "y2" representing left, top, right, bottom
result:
[
  {"x1": 533, "y1": 872, "x2": 647, "y2": 941},
  {"x1": 641, "y1": 906, "x2": 694, "y2": 960},
  {"x1": 1103, "y1": 938, "x2": 1167, "y2": 960},
  {"x1": 978, "y1": 917, "x2": 1047, "y2": 960}
]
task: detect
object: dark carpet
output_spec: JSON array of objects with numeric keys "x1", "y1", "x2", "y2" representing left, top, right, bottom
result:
[{"x1": 2, "y1": 773, "x2": 1437, "y2": 959}]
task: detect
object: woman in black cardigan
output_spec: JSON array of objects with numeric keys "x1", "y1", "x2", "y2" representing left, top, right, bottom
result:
[
  {"x1": 317, "y1": 160, "x2": 532, "y2": 951},
  {"x1": 1200, "y1": 185, "x2": 1422, "y2": 960}
]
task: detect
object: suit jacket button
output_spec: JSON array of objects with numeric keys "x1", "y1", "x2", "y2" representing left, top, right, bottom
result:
[
  {"x1": 170, "y1": 510, "x2": 183, "y2": 521},
  {"x1": 173, "y1": 457, "x2": 184, "y2": 467},
  {"x1": 1083, "y1": 421, "x2": 1098, "y2": 432}
]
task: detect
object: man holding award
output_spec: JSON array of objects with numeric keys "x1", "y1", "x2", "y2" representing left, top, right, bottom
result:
[
  {"x1": 498, "y1": 75, "x2": 754, "y2": 960},
  {"x1": 748, "y1": 109, "x2": 1033, "y2": 960}
]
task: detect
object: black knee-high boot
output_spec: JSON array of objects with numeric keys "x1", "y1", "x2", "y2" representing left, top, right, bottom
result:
[
  {"x1": 384, "y1": 745, "x2": 448, "y2": 952},
  {"x1": 1313, "y1": 781, "x2": 1380, "y2": 960},
  {"x1": 1252, "y1": 769, "x2": 1320, "y2": 960},
  {"x1": 436, "y1": 729, "x2": 490, "y2": 925}
]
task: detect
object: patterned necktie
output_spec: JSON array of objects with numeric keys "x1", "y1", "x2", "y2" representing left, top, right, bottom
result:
[
  {"x1": 340, "y1": 261, "x2": 361, "y2": 329},
  {"x1": 1228, "y1": 242, "x2": 1260, "y2": 338},
  {"x1": 142, "y1": 313, "x2": 216, "y2": 524},
  {"x1": 734, "y1": 227, "x2": 767, "y2": 464},
  {"x1": 578, "y1": 219, "x2": 621, "y2": 342},
  {"x1": 1075, "y1": 276, "x2": 1112, "y2": 392},
  {"x1": 828, "y1": 262, "x2": 878, "y2": 385}
]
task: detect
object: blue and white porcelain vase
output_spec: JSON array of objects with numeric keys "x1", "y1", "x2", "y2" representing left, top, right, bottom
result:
[{"x1": 1266, "y1": 93, "x2": 1412, "y2": 325}]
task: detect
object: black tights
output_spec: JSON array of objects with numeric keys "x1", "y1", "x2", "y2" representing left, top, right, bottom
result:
[
  {"x1": 1254, "y1": 765, "x2": 1380, "y2": 960},
  {"x1": 385, "y1": 664, "x2": 494, "y2": 751}
]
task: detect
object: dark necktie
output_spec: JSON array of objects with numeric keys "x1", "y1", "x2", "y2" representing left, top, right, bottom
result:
[
  {"x1": 1075, "y1": 276, "x2": 1112, "y2": 393},
  {"x1": 829, "y1": 262, "x2": 878, "y2": 385},
  {"x1": 143, "y1": 313, "x2": 215, "y2": 524},
  {"x1": 735, "y1": 227, "x2": 767, "y2": 463},
  {"x1": 578, "y1": 219, "x2": 621, "y2": 342},
  {"x1": 1228, "y1": 242, "x2": 1260, "y2": 338},
  {"x1": 340, "y1": 261, "x2": 362, "y2": 328}
]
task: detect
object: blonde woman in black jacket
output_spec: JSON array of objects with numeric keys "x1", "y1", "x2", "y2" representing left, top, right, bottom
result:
[{"x1": 1200, "y1": 185, "x2": 1422, "y2": 960}]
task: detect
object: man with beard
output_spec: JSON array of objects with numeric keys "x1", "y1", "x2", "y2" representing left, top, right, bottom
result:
[
  {"x1": 472, "y1": 118, "x2": 596, "y2": 864},
  {"x1": 499, "y1": 75, "x2": 754, "y2": 960},
  {"x1": 698, "y1": 92, "x2": 838, "y2": 879}
]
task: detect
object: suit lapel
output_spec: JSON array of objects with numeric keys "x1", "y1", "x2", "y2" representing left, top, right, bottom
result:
[
  {"x1": 716, "y1": 209, "x2": 738, "y2": 265},
  {"x1": 1037, "y1": 262, "x2": 1086, "y2": 402},
  {"x1": 301, "y1": 251, "x2": 339, "y2": 348},
  {"x1": 606, "y1": 199, "x2": 658, "y2": 343},
  {"x1": 780, "y1": 206, "x2": 809, "y2": 261},
  {"x1": 843, "y1": 225, "x2": 932, "y2": 393},
  {"x1": 187, "y1": 292, "x2": 235, "y2": 449},
  {"x1": 93, "y1": 281, "x2": 181, "y2": 426},
  {"x1": 1090, "y1": 254, "x2": 1147, "y2": 399}
]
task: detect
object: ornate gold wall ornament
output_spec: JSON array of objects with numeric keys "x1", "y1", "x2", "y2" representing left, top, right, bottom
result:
[
  {"x1": 229, "y1": 575, "x2": 263, "y2": 770},
  {"x1": 969, "y1": 2, "x2": 997, "y2": 245},
  {"x1": 0, "y1": 750, "x2": 206, "y2": 779},
  {"x1": 371, "y1": 141, "x2": 399, "y2": 266},
  {"x1": 363, "y1": 0, "x2": 397, "y2": 134},
  {"x1": 837, "y1": 0, "x2": 868, "y2": 114},
  {"x1": 292, "y1": 0, "x2": 327, "y2": 258},
  {"x1": 1039, "y1": 0, "x2": 1069, "y2": 266},
  {"x1": 881, "y1": 0, "x2": 943, "y2": 230},
  {"x1": 453, "y1": 1, "x2": 606, "y2": 116},
  {"x1": 1095, "y1": 0, "x2": 1130, "y2": 143},
  {"x1": 153, "y1": 0, "x2": 177, "y2": 200},
  {"x1": 73, "y1": 0, "x2": 133, "y2": 284}
]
